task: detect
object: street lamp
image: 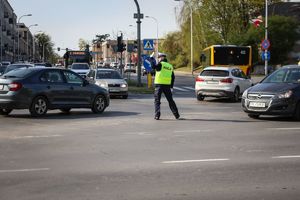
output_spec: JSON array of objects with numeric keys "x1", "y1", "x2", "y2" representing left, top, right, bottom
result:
[
  {"x1": 42, "y1": 42, "x2": 49, "y2": 62},
  {"x1": 17, "y1": 14, "x2": 32, "y2": 61},
  {"x1": 174, "y1": 0, "x2": 193, "y2": 74},
  {"x1": 145, "y1": 16, "x2": 159, "y2": 61},
  {"x1": 27, "y1": 24, "x2": 38, "y2": 61},
  {"x1": 33, "y1": 30, "x2": 43, "y2": 61}
]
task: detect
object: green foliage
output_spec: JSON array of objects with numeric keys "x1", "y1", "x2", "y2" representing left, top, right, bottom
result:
[
  {"x1": 78, "y1": 38, "x2": 90, "y2": 51},
  {"x1": 34, "y1": 33, "x2": 55, "y2": 62}
]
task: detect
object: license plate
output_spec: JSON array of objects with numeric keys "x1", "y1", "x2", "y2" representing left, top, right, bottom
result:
[
  {"x1": 206, "y1": 81, "x2": 218, "y2": 84},
  {"x1": 0, "y1": 85, "x2": 3, "y2": 90},
  {"x1": 249, "y1": 102, "x2": 266, "y2": 108},
  {"x1": 109, "y1": 89, "x2": 119, "y2": 92}
]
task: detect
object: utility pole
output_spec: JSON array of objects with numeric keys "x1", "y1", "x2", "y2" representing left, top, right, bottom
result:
[
  {"x1": 134, "y1": 0, "x2": 143, "y2": 86},
  {"x1": 264, "y1": 0, "x2": 268, "y2": 76}
]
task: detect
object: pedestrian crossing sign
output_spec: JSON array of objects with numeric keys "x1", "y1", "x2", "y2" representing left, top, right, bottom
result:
[{"x1": 143, "y1": 39, "x2": 154, "y2": 50}]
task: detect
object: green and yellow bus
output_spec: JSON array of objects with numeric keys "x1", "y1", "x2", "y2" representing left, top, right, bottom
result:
[{"x1": 200, "y1": 45, "x2": 252, "y2": 75}]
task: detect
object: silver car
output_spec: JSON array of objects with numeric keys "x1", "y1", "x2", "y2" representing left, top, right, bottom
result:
[
  {"x1": 195, "y1": 66, "x2": 253, "y2": 102},
  {"x1": 87, "y1": 68, "x2": 128, "y2": 99}
]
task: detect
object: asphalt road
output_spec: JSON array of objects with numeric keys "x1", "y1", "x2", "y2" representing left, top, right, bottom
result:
[{"x1": 0, "y1": 74, "x2": 299, "y2": 200}]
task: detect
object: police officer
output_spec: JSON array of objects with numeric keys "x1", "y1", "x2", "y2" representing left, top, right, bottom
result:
[{"x1": 151, "y1": 53, "x2": 180, "y2": 120}]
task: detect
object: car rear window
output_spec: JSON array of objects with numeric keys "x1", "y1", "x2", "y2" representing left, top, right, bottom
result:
[
  {"x1": 200, "y1": 70, "x2": 229, "y2": 77},
  {"x1": 2, "y1": 68, "x2": 36, "y2": 78},
  {"x1": 71, "y1": 64, "x2": 89, "y2": 70},
  {"x1": 96, "y1": 71, "x2": 122, "y2": 79}
]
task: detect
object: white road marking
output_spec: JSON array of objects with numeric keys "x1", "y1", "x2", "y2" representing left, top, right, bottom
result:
[
  {"x1": 12, "y1": 135, "x2": 63, "y2": 139},
  {"x1": 123, "y1": 132, "x2": 153, "y2": 136},
  {"x1": 183, "y1": 86, "x2": 195, "y2": 91},
  {"x1": 173, "y1": 86, "x2": 189, "y2": 92},
  {"x1": 0, "y1": 168, "x2": 50, "y2": 173},
  {"x1": 174, "y1": 129, "x2": 212, "y2": 133},
  {"x1": 272, "y1": 155, "x2": 300, "y2": 159},
  {"x1": 268, "y1": 127, "x2": 300, "y2": 130},
  {"x1": 162, "y1": 158, "x2": 229, "y2": 164}
]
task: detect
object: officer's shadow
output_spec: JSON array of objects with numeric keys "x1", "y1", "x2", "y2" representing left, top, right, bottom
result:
[{"x1": 160, "y1": 117, "x2": 254, "y2": 123}]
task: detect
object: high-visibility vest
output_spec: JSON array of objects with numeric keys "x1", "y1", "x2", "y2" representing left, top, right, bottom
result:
[{"x1": 154, "y1": 62, "x2": 173, "y2": 85}]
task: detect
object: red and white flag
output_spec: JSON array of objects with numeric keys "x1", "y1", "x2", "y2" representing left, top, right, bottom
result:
[{"x1": 250, "y1": 16, "x2": 263, "y2": 28}]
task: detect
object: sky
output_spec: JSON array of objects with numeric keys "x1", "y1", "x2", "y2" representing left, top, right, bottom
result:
[{"x1": 9, "y1": 0, "x2": 182, "y2": 55}]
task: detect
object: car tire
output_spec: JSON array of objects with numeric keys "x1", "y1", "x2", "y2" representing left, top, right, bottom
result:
[
  {"x1": 0, "y1": 109, "x2": 13, "y2": 116},
  {"x1": 122, "y1": 95, "x2": 128, "y2": 99},
  {"x1": 197, "y1": 94, "x2": 205, "y2": 101},
  {"x1": 248, "y1": 114, "x2": 260, "y2": 119},
  {"x1": 92, "y1": 95, "x2": 106, "y2": 114},
  {"x1": 231, "y1": 87, "x2": 240, "y2": 102},
  {"x1": 60, "y1": 108, "x2": 71, "y2": 114},
  {"x1": 30, "y1": 96, "x2": 48, "y2": 117},
  {"x1": 293, "y1": 103, "x2": 300, "y2": 121}
]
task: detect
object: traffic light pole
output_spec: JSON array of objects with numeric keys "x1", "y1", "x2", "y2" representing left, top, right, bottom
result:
[{"x1": 134, "y1": 0, "x2": 142, "y2": 87}]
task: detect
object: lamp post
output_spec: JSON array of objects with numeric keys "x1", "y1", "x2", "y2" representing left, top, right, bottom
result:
[
  {"x1": 264, "y1": 0, "x2": 268, "y2": 76},
  {"x1": 17, "y1": 14, "x2": 32, "y2": 61},
  {"x1": 145, "y1": 16, "x2": 159, "y2": 61},
  {"x1": 133, "y1": 0, "x2": 142, "y2": 86},
  {"x1": 42, "y1": 42, "x2": 49, "y2": 62},
  {"x1": 175, "y1": 0, "x2": 193, "y2": 74},
  {"x1": 33, "y1": 30, "x2": 43, "y2": 62},
  {"x1": 27, "y1": 24, "x2": 38, "y2": 61}
]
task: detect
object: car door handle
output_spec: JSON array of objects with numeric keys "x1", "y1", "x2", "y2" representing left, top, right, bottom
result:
[{"x1": 47, "y1": 86, "x2": 51, "y2": 89}]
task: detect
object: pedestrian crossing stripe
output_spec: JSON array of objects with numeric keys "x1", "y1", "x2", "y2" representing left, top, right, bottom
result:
[
  {"x1": 173, "y1": 86, "x2": 195, "y2": 92},
  {"x1": 144, "y1": 41, "x2": 153, "y2": 50}
]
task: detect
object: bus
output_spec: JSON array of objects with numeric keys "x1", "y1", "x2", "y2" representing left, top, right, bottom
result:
[
  {"x1": 200, "y1": 45, "x2": 252, "y2": 75},
  {"x1": 63, "y1": 50, "x2": 92, "y2": 68}
]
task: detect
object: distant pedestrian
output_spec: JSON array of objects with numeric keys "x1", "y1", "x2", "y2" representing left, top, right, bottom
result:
[{"x1": 150, "y1": 53, "x2": 180, "y2": 120}]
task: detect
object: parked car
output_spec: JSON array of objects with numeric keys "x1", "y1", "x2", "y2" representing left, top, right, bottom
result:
[
  {"x1": 195, "y1": 67, "x2": 253, "y2": 102},
  {"x1": 1, "y1": 61, "x2": 11, "y2": 67},
  {"x1": 2, "y1": 63, "x2": 33, "y2": 75},
  {"x1": 0, "y1": 67, "x2": 110, "y2": 116},
  {"x1": 70, "y1": 62, "x2": 90, "y2": 78},
  {"x1": 242, "y1": 65, "x2": 300, "y2": 120},
  {"x1": 34, "y1": 62, "x2": 52, "y2": 68},
  {"x1": 124, "y1": 63, "x2": 136, "y2": 73},
  {"x1": 87, "y1": 68, "x2": 128, "y2": 99}
]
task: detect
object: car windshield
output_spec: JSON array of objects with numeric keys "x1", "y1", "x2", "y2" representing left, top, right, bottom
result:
[
  {"x1": 200, "y1": 70, "x2": 229, "y2": 77},
  {"x1": 96, "y1": 71, "x2": 122, "y2": 79},
  {"x1": 2, "y1": 68, "x2": 35, "y2": 78},
  {"x1": 4, "y1": 65, "x2": 31, "y2": 74},
  {"x1": 263, "y1": 68, "x2": 300, "y2": 83},
  {"x1": 71, "y1": 64, "x2": 89, "y2": 70}
]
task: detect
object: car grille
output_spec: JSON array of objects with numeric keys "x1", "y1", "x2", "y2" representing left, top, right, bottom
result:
[
  {"x1": 108, "y1": 84, "x2": 120, "y2": 87},
  {"x1": 245, "y1": 93, "x2": 275, "y2": 111}
]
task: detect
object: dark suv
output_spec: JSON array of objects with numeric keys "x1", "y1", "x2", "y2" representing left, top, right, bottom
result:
[{"x1": 0, "y1": 68, "x2": 110, "y2": 117}]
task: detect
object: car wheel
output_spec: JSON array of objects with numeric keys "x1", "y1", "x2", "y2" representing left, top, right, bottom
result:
[
  {"x1": 0, "y1": 109, "x2": 13, "y2": 115},
  {"x1": 231, "y1": 87, "x2": 240, "y2": 102},
  {"x1": 293, "y1": 103, "x2": 300, "y2": 121},
  {"x1": 30, "y1": 96, "x2": 48, "y2": 117},
  {"x1": 197, "y1": 94, "x2": 205, "y2": 101},
  {"x1": 60, "y1": 108, "x2": 71, "y2": 114},
  {"x1": 122, "y1": 95, "x2": 128, "y2": 99},
  {"x1": 248, "y1": 114, "x2": 260, "y2": 119},
  {"x1": 92, "y1": 95, "x2": 106, "y2": 114}
]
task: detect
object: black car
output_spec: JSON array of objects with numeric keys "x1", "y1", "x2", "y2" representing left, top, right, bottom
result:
[
  {"x1": 3, "y1": 63, "x2": 33, "y2": 74},
  {"x1": 242, "y1": 65, "x2": 300, "y2": 120},
  {"x1": 0, "y1": 67, "x2": 110, "y2": 117}
]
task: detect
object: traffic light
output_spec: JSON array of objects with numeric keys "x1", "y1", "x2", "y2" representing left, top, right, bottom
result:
[
  {"x1": 117, "y1": 36, "x2": 122, "y2": 52},
  {"x1": 57, "y1": 47, "x2": 60, "y2": 51},
  {"x1": 122, "y1": 43, "x2": 126, "y2": 52}
]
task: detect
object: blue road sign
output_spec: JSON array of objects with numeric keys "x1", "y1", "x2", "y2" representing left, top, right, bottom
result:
[
  {"x1": 261, "y1": 39, "x2": 270, "y2": 50},
  {"x1": 142, "y1": 55, "x2": 155, "y2": 72},
  {"x1": 143, "y1": 39, "x2": 154, "y2": 51},
  {"x1": 261, "y1": 51, "x2": 270, "y2": 61}
]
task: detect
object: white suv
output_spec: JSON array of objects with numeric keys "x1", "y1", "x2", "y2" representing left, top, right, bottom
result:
[
  {"x1": 195, "y1": 67, "x2": 253, "y2": 102},
  {"x1": 70, "y1": 63, "x2": 90, "y2": 78}
]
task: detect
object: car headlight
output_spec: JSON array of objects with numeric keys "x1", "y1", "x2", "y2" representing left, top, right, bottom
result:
[
  {"x1": 120, "y1": 83, "x2": 127, "y2": 88},
  {"x1": 242, "y1": 89, "x2": 248, "y2": 99},
  {"x1": 277, "y1": 90, "x2": 293, "y2": 99},
  {"x1": 96, "y1": 82, "x2": 108, "y2": 90}
]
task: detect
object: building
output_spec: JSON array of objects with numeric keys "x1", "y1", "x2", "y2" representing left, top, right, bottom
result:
[
  {"x1": 0, "y1": 0, "x2": 17, "y2": 62},
  {"x1": 17, "y1": 23, "x2": 34, "y2": 61}
]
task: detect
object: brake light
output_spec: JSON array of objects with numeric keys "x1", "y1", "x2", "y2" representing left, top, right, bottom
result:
[
  {"x1": 8, "y1": 82, "x2": 22, "y2": 91},
  {"x1": 196, "y1": 77, "x2": 205, "y2": 82},
  {"x1": 220, "y1": 78, "x2": 233, "y2": 83}
]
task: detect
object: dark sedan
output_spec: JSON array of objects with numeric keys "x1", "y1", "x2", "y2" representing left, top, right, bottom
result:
[
  {"x1": 242, "y1": 65, "x2": 300, "y2": 120},
  {"x1": 0, "y1": 67, "x2": 110, "y2": 117}
]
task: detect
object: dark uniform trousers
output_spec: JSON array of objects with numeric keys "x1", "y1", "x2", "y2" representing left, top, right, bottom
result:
[{"x1": 154, "y1": 85, "x2": 179, "y2": 118}]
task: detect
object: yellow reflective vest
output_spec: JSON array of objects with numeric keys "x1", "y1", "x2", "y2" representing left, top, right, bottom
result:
[{"x1": 154, "y1": 62, "x2": 173, "y2": 85}]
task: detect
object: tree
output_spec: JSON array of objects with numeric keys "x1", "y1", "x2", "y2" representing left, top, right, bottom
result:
[
  {"x1": 78, "y1": 38, "x2": 90, "y2": 51},
  {"x1": 92, "y1": 34, "x2": 110, "y2": 48},
  {"x1": 34, "y1": 33, "x2": 54, "y2": 62}
]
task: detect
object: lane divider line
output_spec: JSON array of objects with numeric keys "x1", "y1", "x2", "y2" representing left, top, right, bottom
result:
[
  {"x1": 272, "y1": 155, "x2": 300, "y2": 159},
  {"x1": 0, "y1": 168, "x2": 50, "y2": 173},
  {"x1": 268, "y1": 128, "x2": 300, "y2": 130},
  {"x1": 12, "y1": 135, "x2": 63, "y2": 139},
  {"x1": 162, "y1": 158, "x2": 230, "y2": 164}
]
